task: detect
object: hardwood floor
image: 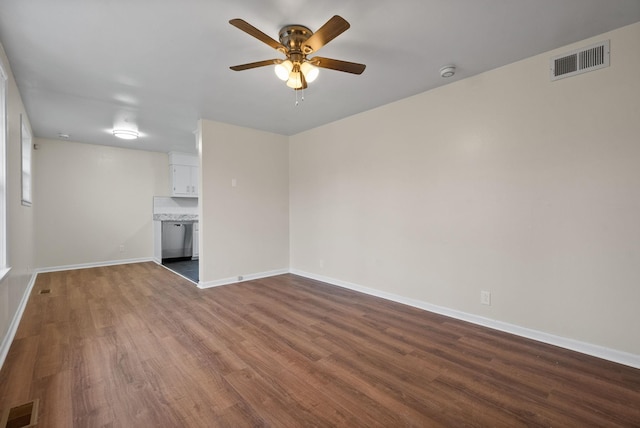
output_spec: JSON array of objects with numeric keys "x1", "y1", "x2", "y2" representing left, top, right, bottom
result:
[{"x1": 1, "y1": 262, "x2": 639, "y2": 427}]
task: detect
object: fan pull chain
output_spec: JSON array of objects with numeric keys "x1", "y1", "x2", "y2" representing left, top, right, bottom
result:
[{"x1": 294, "y1": 88, "x2": 305, "y2": 107}]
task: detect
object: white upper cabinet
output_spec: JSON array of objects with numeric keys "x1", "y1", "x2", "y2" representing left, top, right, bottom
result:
[{"x1": 168, "y1": 152, "x2": 198, "y2": 197}]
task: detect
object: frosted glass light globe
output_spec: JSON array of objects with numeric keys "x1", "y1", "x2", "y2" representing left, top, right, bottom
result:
[
  {"x1": 274, "y1": 60, "x2": 293, "y2": 81},
  {"x1": 286, "y1": 71, "x2": 303, "y2": 89},
  {"x1": 300, "y1": 62, "x2": 319, "y2": 82}
]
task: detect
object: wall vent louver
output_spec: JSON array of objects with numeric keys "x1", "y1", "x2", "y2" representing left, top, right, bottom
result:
[{"x1": 550, "y1": 40, "x2": 609, "y2": 81}]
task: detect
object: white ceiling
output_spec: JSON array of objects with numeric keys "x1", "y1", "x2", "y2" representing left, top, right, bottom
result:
[{"x1": 1, "y1": 1, "x2": 639, "y2": 154}]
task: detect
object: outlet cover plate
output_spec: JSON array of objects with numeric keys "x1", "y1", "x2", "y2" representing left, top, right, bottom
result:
[{"x1": 481, "y1": 290, "x2": 491, "y2": 305}]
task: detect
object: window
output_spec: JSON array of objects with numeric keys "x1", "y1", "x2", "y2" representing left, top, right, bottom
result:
[
  {"x1": 0, "y1": 62, "x2": 7, "y2": 275},
  {"x1": 20, "y1": 114, "x2": 32, "y2": 206}
]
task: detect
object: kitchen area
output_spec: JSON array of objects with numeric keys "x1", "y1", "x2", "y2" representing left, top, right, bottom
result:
[{"x1": 153, "y1": 152, "x2": 199, "y2": 283}]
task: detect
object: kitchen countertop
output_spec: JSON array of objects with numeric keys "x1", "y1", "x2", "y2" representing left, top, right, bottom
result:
[{"x1": 153, "y1": 214, "x2": 198, "y2": 222}]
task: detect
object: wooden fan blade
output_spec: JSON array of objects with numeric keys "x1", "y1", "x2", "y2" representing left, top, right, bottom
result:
[
  {"x1": 303, "y1": 15, "x2": 350, "y2": 53},
  {"x1": 230, "y1": 59, "x2": 279, "y2": 71},
  {"x1": 311, "y1": 57, "x2": 366, "y2": 74},
  {"x1": 229, "y1": 19, "x2": 286, "y2": 52}
]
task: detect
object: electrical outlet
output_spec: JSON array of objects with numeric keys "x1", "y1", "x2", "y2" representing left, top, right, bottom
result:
[
  {"x1": 319, "y1": 259, "x2": 325, "y2": 268},
  {"x1": 119, "y1": 245, "x2": 125, "y2": 253},
  {"x1": 481, "y1": 290, "x2": 491, "y2": 306}
]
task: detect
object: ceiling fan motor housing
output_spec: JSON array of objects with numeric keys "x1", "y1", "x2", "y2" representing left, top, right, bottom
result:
[{"x1": 279, "y1": 25, "x2": 314, "y2": 55}]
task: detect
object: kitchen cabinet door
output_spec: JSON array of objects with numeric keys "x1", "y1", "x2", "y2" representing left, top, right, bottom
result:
[
  {"x1": 189, "y1": 165, "x2": 198, "y2": 196},
  {"x1": 170, "y1": 164, "x2": 198, "y2": 196},
  {"x1": 192, "y1": 222, "x2": 199, "y2": 259}
]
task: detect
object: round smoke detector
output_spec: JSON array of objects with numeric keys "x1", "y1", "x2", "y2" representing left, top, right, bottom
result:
[{"x1": 440, "y1": 65, "x2": 456, "y2": 78}]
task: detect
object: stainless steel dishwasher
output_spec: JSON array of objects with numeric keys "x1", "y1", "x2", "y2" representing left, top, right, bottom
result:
[{"x1": 161, "y1": 221, "x2": 194, "y2": 261}]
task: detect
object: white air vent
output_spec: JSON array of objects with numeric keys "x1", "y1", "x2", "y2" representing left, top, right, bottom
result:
[{"x1": 550, "y1": 40, "x2": 609, "y2": 81}]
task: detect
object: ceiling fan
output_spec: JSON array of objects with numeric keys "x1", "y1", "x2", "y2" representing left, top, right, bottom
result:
[{"x1": 229, "y1": 15, "x2": 366, "y2": 90}]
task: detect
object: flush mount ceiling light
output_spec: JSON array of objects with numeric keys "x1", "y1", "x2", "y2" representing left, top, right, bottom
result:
[
  {"x1": 112, "y1": 129, "x2": 139, "y2": 140},
  {"x1": 229, "y1": 15, "x2": 366, "y2": 92}
]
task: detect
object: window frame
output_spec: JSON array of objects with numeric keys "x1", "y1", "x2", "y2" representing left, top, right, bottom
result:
[
  {"x1": 20, "y1": 114, "x2": 32, "y2": 207},
  {"x1": 0, "y1": 62, "x2": 8, "y2": 277}
]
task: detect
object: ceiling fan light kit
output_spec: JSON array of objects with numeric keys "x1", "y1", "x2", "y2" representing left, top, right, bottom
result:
[
  {"x1": 229, "y1": 15, "x2": 366, "y2": 93},
  {"x1": 275, "y1": 60, "x2": 319, "y2": 88}
]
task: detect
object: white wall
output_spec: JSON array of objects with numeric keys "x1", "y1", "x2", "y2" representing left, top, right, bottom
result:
[
  {"x1": 0, "y1": 42, "x2": 36, "y2": 365},
  {"x1": 290, "y1": 23, "x2": 640, "y2": 356},
  {"x1": 199, "y1": 120, "x2": 289, "y2": 285},
  {"x1": 33, "y1": 139, "x2": 168, "y2": 269}
]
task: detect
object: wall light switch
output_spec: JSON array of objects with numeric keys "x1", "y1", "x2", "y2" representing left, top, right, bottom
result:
[{"x1": 231, "y1": 178, "x2": 237, "y2": 187}]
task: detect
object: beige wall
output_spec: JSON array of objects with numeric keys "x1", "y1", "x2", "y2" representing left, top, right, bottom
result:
[
  {"x1": 290, "y1": 23, "x2": 640, "y2": 355},
  {"x1": 2, "y1": 22, "x2": 638, "y2": 367},
  {"x1": 0, "y1": 42, "x2": 36, "y2": 360},
  {"x1": 199, "y1": 120, "x2": 289, "y2": 285},
  {"x1": 33, "y1": 139, "x2": 168, "y2": 269}
]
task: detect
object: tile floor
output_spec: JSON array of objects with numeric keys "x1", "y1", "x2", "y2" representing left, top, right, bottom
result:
[{"x1": 163, "y1": 259, "x2": 199, "y2": 283}]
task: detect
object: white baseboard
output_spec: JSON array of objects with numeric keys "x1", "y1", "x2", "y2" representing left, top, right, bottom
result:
[
  {"x1": 290, "y1": 269, "x2": 640, "y2": 370},
  {"x1": 198, "y1": 268, "x2": 289, "y2": 289},
  {"x1": 0, "y1": 271, "x2": 38, "y2": 369},
  {"x1": 35, "y1": 257, "x2": 154, "y2": 273}
]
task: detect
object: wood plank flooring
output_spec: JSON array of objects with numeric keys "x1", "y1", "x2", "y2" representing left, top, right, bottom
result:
[{"x1": 1, "y1": 262, "x2": 639, "y2": 426}]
